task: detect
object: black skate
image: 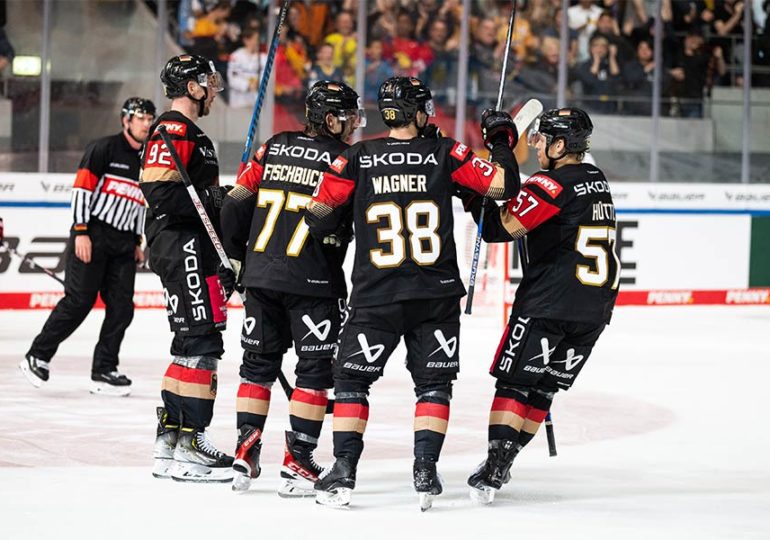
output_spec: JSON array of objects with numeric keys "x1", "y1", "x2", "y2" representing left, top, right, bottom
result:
[
  {"x1": 171, "y1": 428, "x2": 234, "y2": 483},
  {"x1": 314, "y1": 457, "x2": 356, "y2": 508},
  {"x1": 20, "y1": 354, "x2": 50, "y2": 388},
  {"x1": 279, "y1": 431, "x2": 325, "y2": 498},
  {"x1": 467, "y1": 439, "x2": 519, "y2": 504},
  {"x1": 232, "y1": 424, "x2": 262, "y2": 492},
  {"x1": 152, "y1": 407, "x2": 179, "y2": 479},
  {"x1": 90, "y1": 371, "x2": 132, "y2": 397},
  {"x1": 414, "y1": 457, "x2": 444, "y2": 512}
]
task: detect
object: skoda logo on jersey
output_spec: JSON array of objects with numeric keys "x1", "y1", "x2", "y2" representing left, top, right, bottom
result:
[
  {"x1": 163, "y1": 288, "x2": 179, "y2": 314},
  {"x1": 428, "y1": 329, "x2": 457, "y2": 358},
  {"x1": 243, "y1": 317, "x2": 256, "y2": 335},
  {"x1": 301, "y1": 315, "x2": 332, "y2": 341},
  {"x1": 350, "y1": 334, "x2": 385, "y2": 364},
  {"x1": 550, "y1": 348, "x2": 585, "y2": 371}
]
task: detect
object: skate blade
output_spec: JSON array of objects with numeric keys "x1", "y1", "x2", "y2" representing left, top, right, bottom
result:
[
  {"x1": 419, "y1": 492, "x2": 436, "y2": 512},
  {"x1": 232, "y1": 471, "x2": 252, "y2": 492},
  {"x1": 19, "y1": 360, "x2": 43, "y2": 388},
  {"x1": 89, "y1": 381, "x2": 131, "y2": 397},
  {"x1": 152, "y1": 458, "x2": 173, "y2": 479},
  {"x1": 469, "y1": 485, "x2": 496, "y2": 505},
  {"x1": 315, "y1": 487, "x2": 352, "y2": 508},
  {"x1": 170, "y1": 461, "x2": 234, "y2": 483},
  {"x1": 278, "y1": 477, "x2": 316, "y2": 498}
]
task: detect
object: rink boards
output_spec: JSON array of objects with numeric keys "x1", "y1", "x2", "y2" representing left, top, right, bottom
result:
[{"x1": 1, "y1": 173, "x2": 769, "y2": 309}]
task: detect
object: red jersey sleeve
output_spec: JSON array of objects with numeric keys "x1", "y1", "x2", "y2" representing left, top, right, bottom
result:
[
  {"x1": 235, "y1": 143, "x2": 267, "y2": 192},
  {"x1": 141, "y1": 120, "x2": 195, "y2": 183},
  {"x1": 447, "y1": 141, "x2": 509, "y2": 200},
  {"x1": 504, "y1": 173, "x2": 565, "y2": 231}
]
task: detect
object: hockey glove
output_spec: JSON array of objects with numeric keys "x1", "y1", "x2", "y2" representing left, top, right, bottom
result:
[
  {"x1": 217, "y1": 259, "x2": 243, "y2": 300},
  {"x1": 481, "y1": 109, "x2": 518, "y2": 151},
  {"x1": 421, "y1": 123, "x2": 442, "y2": 139},
  {"x1": 206, "y1": 185, "x2": 234, "y2": 209}
]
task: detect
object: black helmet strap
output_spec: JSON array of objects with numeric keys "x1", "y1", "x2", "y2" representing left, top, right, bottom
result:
[{"x1": 545, "y1": 136, "x2": 568, "y2": 170}]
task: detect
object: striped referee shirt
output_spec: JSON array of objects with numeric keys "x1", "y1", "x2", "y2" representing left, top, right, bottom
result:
[{"x1": 71, "y1": 132, "x2": 145, "y2": 239}]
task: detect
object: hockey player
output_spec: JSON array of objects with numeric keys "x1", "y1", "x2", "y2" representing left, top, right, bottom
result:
[
  {"x1": 142, "y1": 55, "x2": 233, "y2": 483},
  {"x1": 21, "y1": 97, "x2": 155, "y2": 396},
  {"x1": 307, "y1": 76, "x2": 521, "y2": 509},
  {"x1": 463, "y1": 108, "x2": 619, "y2": 503},
  {"x1": 219, "y1": 80, "x2": 364, "y2": 495}
]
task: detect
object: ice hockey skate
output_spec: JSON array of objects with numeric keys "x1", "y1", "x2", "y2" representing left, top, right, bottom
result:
[
  {"x1": 279, "y1": 430, "x2": 325, "y2": 498},
  {"x1": 414, "y1": 457, "x2": 443, "y2": 511},
  {"x1": 467, "y1": 439, "x2": 518, "y2": 504},
  {"x1": 152, "y1": 407, "x2": 178, "y2": 479},
  {"x1": 314, "y1": 457, "x2": 356, "y2": 508},
  {"x1": 170, "y1": 428, "x2": 234, "y2": 483},
  {"x1": 19, "y1": 354, "x2": 49, "y2": 388},
  {"x1": 231, "y1": 425, "x2": 262, "y2": 491},
  {"x1": 89, "y1": 371, "x2": 132, "y2": 397}
]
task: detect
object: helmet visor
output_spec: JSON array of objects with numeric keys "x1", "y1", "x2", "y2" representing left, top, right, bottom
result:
[
  {"x1": 423, "y1": 99, "x2": 436, "y2": 117},
  {"x1": 527, "y1": 118, "x2": 547, "y2": 147},
  {"x1": 339, "y1": 98, "x2": 367, "y2": 128},
  {"x1": 197, "y1": 71, "x2": 225, "y2": 93}
]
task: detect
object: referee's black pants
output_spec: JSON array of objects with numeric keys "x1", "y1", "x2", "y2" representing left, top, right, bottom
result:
[{"x1": 27, "y1": 220, "x2": 137, "y2": 375}]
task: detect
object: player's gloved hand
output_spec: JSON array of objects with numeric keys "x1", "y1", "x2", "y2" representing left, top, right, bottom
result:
[
  {"x1": 206, "y1": 185, "x2": 234, "y2": 209},
  {"x1": 421, "y1": 123, "x2": 442, "y2": 139},
  {"x1": 455, "y1": 186, "x2": 480, "y2": 213},
  {"x1": 217, "y1": 258, "x2": 243, "y2": 300},
  {"x1": 481, "y1": 109, "x2": 518, "y2": 151},
  {"x1": 322, "y1": 235, "x2": 343, "y2": 247}
]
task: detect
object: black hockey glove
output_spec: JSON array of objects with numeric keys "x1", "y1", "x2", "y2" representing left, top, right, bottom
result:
[
  {"x1": 421, "y1": 123, "x2": 442, "y2": 139},
  {"x1": 481, "y1": 109, "x2": 518, "y2": 151},
  {"x1": 206, "y1": 185, "x2": 234, "y2": 209},
  {"x1": 217, "y1": 259, "x2": 243, "y2": 300}
]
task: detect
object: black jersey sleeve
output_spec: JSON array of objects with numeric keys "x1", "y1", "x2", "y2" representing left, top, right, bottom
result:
[
  {"x1": 139, "y1": 118, "x2": 217, "y2": 221},
  {"x1": 306, "y1": 150, "x2": 356, "y2": 240},
  {"x1": 71, "y1": 137, "x2": 110, "y2": 234},
  {"x1": 220, "y1": 142, "x2": 268, "y2": 260}
]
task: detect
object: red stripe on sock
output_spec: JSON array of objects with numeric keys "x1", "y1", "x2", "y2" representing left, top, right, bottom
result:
[
  {"x1": 291, "y1": 388, "x2": 329, "y2": 406},
  {"x1": 237, "y1": 383, "x2": 271, "y2": 400},
  {"x1": 491, "y1": 397, "x2": 527, "y2": 417},
  {"x1": 165, "y1": 364, "x2": 214, "y2": 385},
  {"x1": 526, "y1": 407, "x2": 548, "y2": 423},
  {"x1": 334, "y1": 402, "x2": 369, "y2": 420},
  {"x1": 415, "y1": 402, "x2": 450, "y2": 420}
]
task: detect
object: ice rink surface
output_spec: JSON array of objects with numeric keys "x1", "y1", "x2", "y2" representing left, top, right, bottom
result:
[{"x1": 1, "y1": 306, "x2": 769, "y2": 539}]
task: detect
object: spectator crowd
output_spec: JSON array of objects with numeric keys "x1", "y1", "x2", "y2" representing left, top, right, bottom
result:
[{"x1": 171, "y1": 0, "x2": 770, "y2": 118}]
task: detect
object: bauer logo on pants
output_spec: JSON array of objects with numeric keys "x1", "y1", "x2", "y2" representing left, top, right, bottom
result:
[
  {"x1": 429, "y1": 330, "x2": 457, "y2": 358},
  {"x1": 301, "y1": 315, "x2": 331, "y2": 341},
  {"x1": 350, "y1": 334, "x2": 385, "y2": 364},
  {"x1": 164, "y1": 289, "x2": 179, "y2": 314},
  {"x1": 243, "y1": 317, "x2": 256, "y2": 335}
]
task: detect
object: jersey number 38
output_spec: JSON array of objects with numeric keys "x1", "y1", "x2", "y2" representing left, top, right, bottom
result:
[{"x1": 366, "y1": 201, "x2": 441, "y2": 268}]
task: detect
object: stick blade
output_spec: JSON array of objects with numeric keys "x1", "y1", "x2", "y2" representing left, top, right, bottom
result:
[{"x1": 513, "y1": 98, "x2": 544, "y2": 136}]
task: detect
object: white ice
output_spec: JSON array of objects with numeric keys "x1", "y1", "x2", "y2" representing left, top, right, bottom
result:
[{"x1": 1, "y1": 306, "x2": 769, "y2": 539}]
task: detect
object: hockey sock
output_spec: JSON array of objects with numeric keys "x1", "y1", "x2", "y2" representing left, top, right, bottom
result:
[
  {"x1": 236, "y1": 381, "x2": 272, "y2": 433},
  {"x1": 413, "y1": 390, "x2": 450, "y2": 461},
  {"x1": 487, "y1": 386, "x2": 529, "y2": 443},
  {"x1": 289, "y1": 388, "x2": 328, "y2": 443},
  {"x1": 332, "y1": 389, "x2": 369, "y2": 465},
  {"x1": 162, "y1": 358, "x2": 218, "y2": 429},
  {"x1": 517, "y1": 389, "x2": 554, "y2": 449}
]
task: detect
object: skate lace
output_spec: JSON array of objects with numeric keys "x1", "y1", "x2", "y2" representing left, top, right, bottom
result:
[{"x1": 195, "y1": 432, "x2": 224, "y2": 458}]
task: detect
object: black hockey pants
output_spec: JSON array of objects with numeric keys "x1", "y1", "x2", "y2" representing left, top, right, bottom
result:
[{"x1": 27, "y1": 220, "x2": 137, "y2": 374}]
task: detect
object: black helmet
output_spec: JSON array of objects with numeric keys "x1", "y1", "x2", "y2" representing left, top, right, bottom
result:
[
  {"x1": 121, "y1": 97, "x2": 156, "y2": 120},
  {"x1": 530, "y1": 108, "x2": 593, "y2": 154},
  {"x1": 160, "y1": 54, "x2": 223, "y2": 99},
  {"x1": 305, "y1": 80, "x2": 364, "y2": 128},
  {"x1": 377, "y1": 77, "x2": 434, "y2": 127}
]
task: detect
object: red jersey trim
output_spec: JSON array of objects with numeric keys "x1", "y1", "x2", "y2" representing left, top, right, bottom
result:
[
  {"x1": 450, "y1": 141, "x2": 471, "y2": 161},
  {"x1": 525, "y1": 174, "x2": 563, "y2": 198},
  {"x1": 73, "y1": 168, "x2": 99, "y2": 191},
  {"x1": 330, "y1": 155, "x2": 348, "y2": 174},
  {"x1": 236, "y1": 160, "x2": 264, "y2": 191},
  {"x1": 158, "y1": 121, "x2": 187, "y2": 137},
  {"x1": 314, "y1": 172, "x2": 355, "y2": 208},
  {"x1": 506, "y1": 188, "x2": 561, "y2": 231}
]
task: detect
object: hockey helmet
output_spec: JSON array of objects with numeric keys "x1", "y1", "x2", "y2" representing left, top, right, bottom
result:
[
  {"x1": 306, "y1": 80, "x2": 366, "y2": 129},
  {"x1": 528, "y1": 108, "x2": 593, "y2": 154},
  {"x1": 121, "y1": 97, "x2": 156, "y2": 120},
  {"x1": 160, "y1": 54, "x2": 224, "y2": 99},
  {"x1": 377, "y1": 77, "x2": 434, "y2": 128}
]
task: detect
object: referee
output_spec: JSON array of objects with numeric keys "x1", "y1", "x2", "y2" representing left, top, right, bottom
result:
[{"x1": 20, "y1": 98, "x2": 155, "y2": 396}]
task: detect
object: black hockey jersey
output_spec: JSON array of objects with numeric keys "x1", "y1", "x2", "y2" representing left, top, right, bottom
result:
[
  {"x1": 306, "y1": 136, "x2": 520, "y2": 308},
  {"x1": 479, "y1": 163, "x2": 618, "y2": 323},
  {"x1": 71, "y1": 132, "x2": 145, "y2": 239},
  {"x1": 140, "y1": 110, "x2": 221, "y2": 245},
  {"x1": 221, "y1": 131, "x2": 350, "y2": 298}
]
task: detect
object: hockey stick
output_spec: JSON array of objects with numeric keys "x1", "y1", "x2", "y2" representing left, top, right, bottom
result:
[
  {"x1": 158, "y1": 125, "x2": 335, "y2": 414},
  {"x1": 545, "y1": 412, "x2": 557, "y2": 456},
  {"x1": 465, "y1": 0, "x2": 516, "y2": 315},
  {"x1": 1, "y1": 240, "x2": 66, "y2": 286},
  {"x1": 236, "y1": 0, "x2": 291, "y2": 178}
]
